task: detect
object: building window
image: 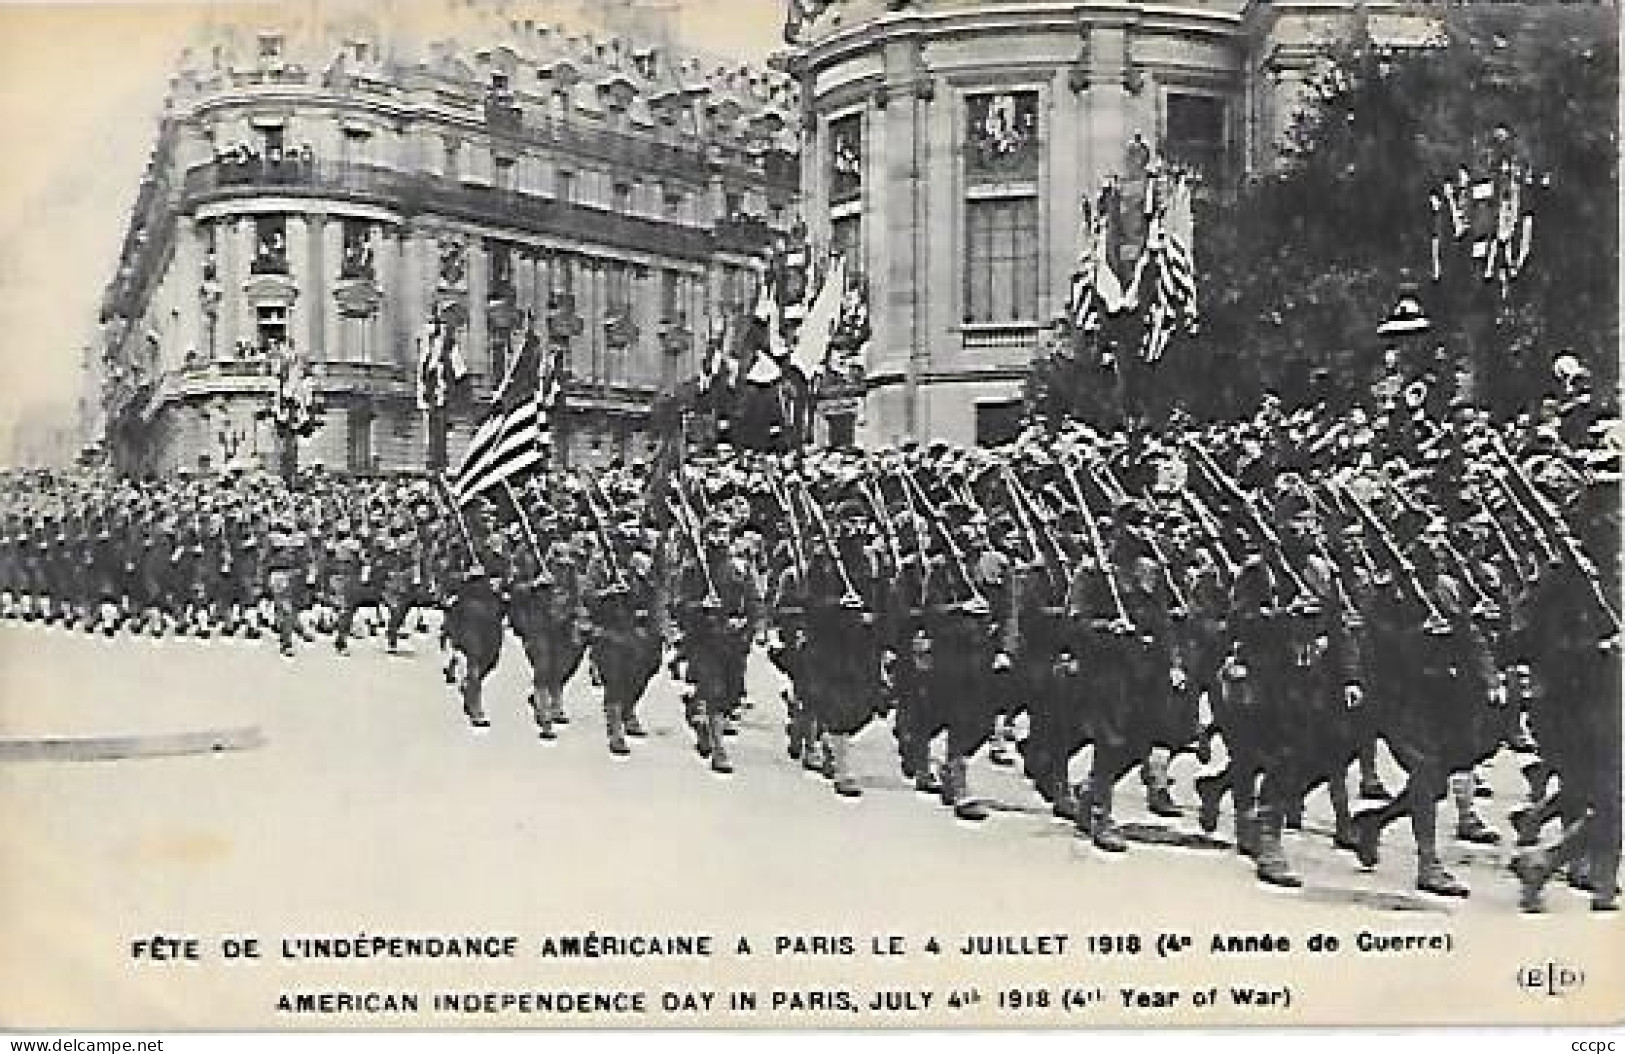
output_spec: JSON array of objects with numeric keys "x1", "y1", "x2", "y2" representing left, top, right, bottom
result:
[
  {"x1": 724, "y1": 189, "x2": 743, "y2": 221},
  {"x1": 340, "y1": 126, "x2": 370, "y2": 168},
  {"x1": 829, "y1": 113, "x2": 863, "y2": 205},
  {"x1": 255, "y1": 304, "x2": 288, "y2": 354},
  {"x1": 556, "y1": 168, "x2": 575, "y2": 203},
  {"x1": 825, "y1": 412, "x2": 855, "y2": 450},
  {"x1": 350, "y1": 40, "x2": 370, "y2": 64},
  {"x1": 342, "y1": 315, "x2": 374, "y2": 363},
  {"x1": 612, "y1": 182, "x2": 632, "y2": 215},
  {"x1": 966, "y1": 91, "x2": 1039, "y2": 183},
  {"x1": 488, "y1": 241, "x2": 515, "y2": 300},
  {"x1": 490, "y1": 71, "x2": 509, "y2": 93},
  {"x1": 664, "y1": 189, "x2": 685, "y2": 221},
  {"x1": 831, "y1": 213, "x2": 863, "y2": 280},
  {"x1": 660, "y1": 269, "x2": 681, "y2": 322},
  {"x1": 259, "y1": 124, "x2": 286, "y2": 166},
  {"x1": 257, "y1": 34, "x2": 283, "y2": 60},
  {"x1": 975, "y1": 401, "x2": 1023, "y2": 447},
  {"x1": 604, "y1": 264, "x2": 635, "y2": 361},
  {"x1": 340, "y1": 220, "x2": 374, "y2": 280},
  {"x1": 1165, "y1": 92, "x2": 1228, "y2": 188},
  {"x1": 443, "y1": 139, "x2": 461, "y2": 181},
  {"x1": 720, "y1": 265, "x2": 754, "y2": 317},
  {"x1": 964, "y1": 197, "x2": 1038, "y2": 324},
  {"x1": 252, "y1": 215, "x2": 288, "y2": 275},
  {"x1": 347, "y1": 408, "x2": 373, "y2": 474}
]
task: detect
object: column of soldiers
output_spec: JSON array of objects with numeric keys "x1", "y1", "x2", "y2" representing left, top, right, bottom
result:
[{"x1": 2, "y1": 374, "x2": 1618, "y2": 912}]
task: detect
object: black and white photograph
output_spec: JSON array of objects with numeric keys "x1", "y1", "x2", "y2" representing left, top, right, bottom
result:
[{"x1": 0, "y1": 0, "x2": 1619, "y2": 1034}]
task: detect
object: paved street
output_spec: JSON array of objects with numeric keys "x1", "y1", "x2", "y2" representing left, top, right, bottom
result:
[{"x1": 0, "y1": 619, "x2": 1617, "y2": 1028}]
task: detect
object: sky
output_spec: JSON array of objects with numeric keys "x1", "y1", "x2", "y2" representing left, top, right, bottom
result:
[{"x1": 0, "y1": 0, "x2": 784, "y2": 454}]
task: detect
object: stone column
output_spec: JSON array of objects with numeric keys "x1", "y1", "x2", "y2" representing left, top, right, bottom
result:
[
  {"x1": 235, "y1": 217, "x2": 257, "y2": 349},
  {"x1": 1082, "y1": 23, "x2": 1131, "y2": 196},
  {"x1": 379, "y1": 225, "x2": 401, "y2": 367},
  {"x1": 633, "y1": 266, "x2": 658, "y2": 388},
  {"x1": 320, "y1": 215, "x2": 343, "y2": 360},
  {"x1": 287, "y1": 214, "x2": 313, "y2": 358},
  {"x1": 468, "y1": 238, "x2": 489, "y2": 378},
  {"x1": 399, "y1": 226, "x2": 429, "y2": 365},
  {"x1": 1049, "y1": 68, "x2": 1084, "y2": 320},
  {"x1": 175, "y1": 220, "x2": 203, "y2": 363}
]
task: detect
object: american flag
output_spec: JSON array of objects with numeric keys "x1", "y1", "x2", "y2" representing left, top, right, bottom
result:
[
  {"x1": 1132, "y1": 170, "x2": 1198, "y2": 362},
  {"x1": 450, "y1": 327, "x2": 565, "y2": 505}
]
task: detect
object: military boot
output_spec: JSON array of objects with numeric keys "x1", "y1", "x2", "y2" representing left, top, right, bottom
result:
[
  {"x1": 1417, "y1": 858, "x2": 1469, "y2": 898},
  {"x1": 1509, "y1": 804, "x2": 1543, "y2": 848},
  {"x1": 1455, "y1": 811, "x2": 1501, "y2": 846},
  {"x1": 1051, "y1": 780, "x2": 1079, "y2": 822},
  {"x1": 1195, "y1": 773, "x2": 1224, "y2": 835},
  {"x1": 827, "y1": 734, "x2": 862, "y2": 798},
  {"x1": 1511, "y1": 849, "x2": 1552, "y2": 913},
  {"x1": 530, "y1": 693, "x2": 557, "y2": 741},
  {"x1": 707, "y1": 713, "x2": 733, "y2": 775},
  {"x1": 461, "y1": 679, "x2": 489, "y2": 730},
  {"x1": 605, "y1": 699, "x2": 630, "y2": 757},
  {"x1": 988, "y1": 718, "x2": 1016, "y2": 768},
  {"x1": 1253, "y1": 807, "x2": 1302, "y2": 888},
  {"x1": 1521, "y1": 760, "x2": 1553, "y2": 804},
  {"x1": 947, "y1": 758, "x2": 988, "y2": 822},
  {"x1": 1352, "y1": 808, "x2": 1384, "y2": 869},
  {"x1": 1090, "y1": 782, "x2": 1127, "y2": 853},
  {"x1": 1145, "y1": 752, "x2": 1182, "y2": 818},
  {"x1": 623, "y1": 708, "x2": 647, "y2": 738}
]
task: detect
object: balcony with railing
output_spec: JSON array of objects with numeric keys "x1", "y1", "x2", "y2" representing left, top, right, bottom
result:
[
  {"x1": 961, "y1": 322, "x2": 1041, "y2": 354},
  {"x1": 184, "y1": 159, "x2": 729, "y2": 261}
]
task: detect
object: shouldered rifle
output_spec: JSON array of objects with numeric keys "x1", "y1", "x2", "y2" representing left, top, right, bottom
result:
[
  {"x1": 1333, "y1": 481, "x2": 1451, "y2": 636},
  {"x1": 1060, "y1": 452, "x2": 1134, "y2": 635}
]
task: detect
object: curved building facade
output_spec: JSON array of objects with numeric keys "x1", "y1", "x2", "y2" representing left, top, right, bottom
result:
[
  {"x1": 786, "y1": 0, "x2": 1452, "y2": 446},
  {"x1": 99, "y1": 1, "x2": 797, "y2": 476}
]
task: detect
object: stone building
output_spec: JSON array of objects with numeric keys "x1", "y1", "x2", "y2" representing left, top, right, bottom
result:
[
  {"x1": 97, "y1": 0, "x2": 797, "y2": 476},
  {"x1": 785, "y1": 0, "x2": 1476, "y2": 448}
]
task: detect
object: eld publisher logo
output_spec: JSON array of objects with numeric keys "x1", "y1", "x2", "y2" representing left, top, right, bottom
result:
[{"x1": 1516, "y1": 960, "x2": 1586, "y2": 998}]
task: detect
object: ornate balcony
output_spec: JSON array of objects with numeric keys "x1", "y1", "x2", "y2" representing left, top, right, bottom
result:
[
  {"x1": 961, "y1": 322, "x2": 1040, "y2": 354},
  {"x1": 182, "y1": 160, "x2": 724, "y2": 262}
]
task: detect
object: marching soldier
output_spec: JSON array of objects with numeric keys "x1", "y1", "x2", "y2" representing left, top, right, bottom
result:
[
  {"x1": 674, "y1": 508, "x2": 760, "y2": 775},
  {"x1": 586, "y1": 519, "x2": 664, "y2": 756}
]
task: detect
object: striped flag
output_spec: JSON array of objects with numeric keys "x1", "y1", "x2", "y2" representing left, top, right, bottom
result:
[
  {"x1": 1067, "y1": 186, "x2": 1127, "y2": 334},
  {"x1": 451, "y1": 327, "x2": 564, "y2": 505},
  {"x1": 1134, "y1": 170, "x2": 1198, "y2": 362}
]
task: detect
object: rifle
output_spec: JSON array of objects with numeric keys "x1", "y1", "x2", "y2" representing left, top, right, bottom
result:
[
  {"x1": 430, "y1": 473, "x2": 480, "y2": 567},
  {"x1": 1097, "y1": 461, "x2": 1188, "y2": 619},
  {"x1": 1488, "y1": 433, "x2": 1620, "y2": 632},
  {"x1": 669, "y1": 473, "x2": 721, "y2": 609},
  {"x1": 1185, "y1": 439, "x2": 1316, "y2": 614},
  {"x1": 1059, "y1": 452, "x2": 1133, "y2": 634},
  {"x1": 896, "y1": 464, "x2": 990, "y2": 615},
  {"x1": 791, "y1": 474, "x2": 864, "y2": 610},
  {"x1": 581, "y1": 471, "x2": 630, "y2": 593},
  {"x1": 1333, "y1": 481, "x2": 1451, "y2": 636}
]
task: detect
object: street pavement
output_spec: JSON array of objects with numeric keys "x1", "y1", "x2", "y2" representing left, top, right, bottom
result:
[{"x1": 0, "y1": 617, "x2": 1616, "y2": 1028}]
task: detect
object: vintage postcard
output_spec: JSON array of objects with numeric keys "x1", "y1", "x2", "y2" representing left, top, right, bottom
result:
[{"x1": 0, "y1": 0, "x2": 1620, "y2": 1033}]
